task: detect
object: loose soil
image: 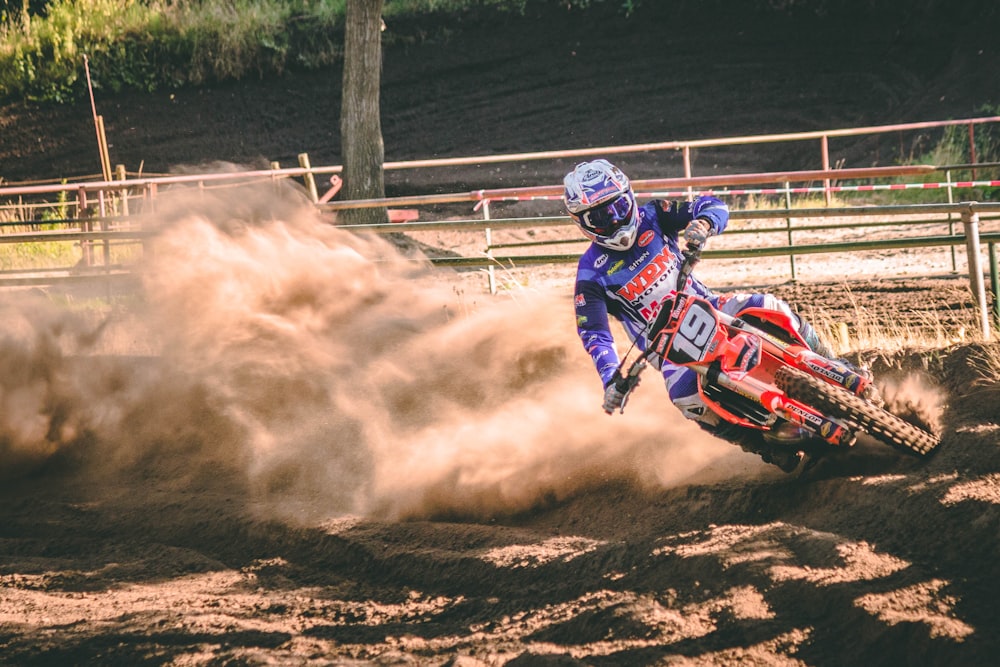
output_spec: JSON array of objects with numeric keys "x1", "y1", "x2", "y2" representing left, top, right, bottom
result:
[{"x1": 1, "y1": 5, "x2": 999, "y2": 666}]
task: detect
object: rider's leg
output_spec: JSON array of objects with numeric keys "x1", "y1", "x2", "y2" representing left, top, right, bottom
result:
[
  {"x1": 796, "y1": 317, "x2": 837, "y2": 359},
  {"x1": 663, "y1": 366, "x2": 719, "y2": 427},
  {"x1": 715, "y1": 292, "x2": 833, "y2": 354}
]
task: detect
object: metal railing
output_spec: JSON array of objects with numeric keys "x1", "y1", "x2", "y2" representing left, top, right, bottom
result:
[
  {"x1": 4, "y1": 114, "x2": 999, "y2": 216},
  {"x1": 344, "y1": 202, "x2": 999, "y2": 340},
  {"x1": 1, "y1": 117, "x2": 998, "y2": 336},
  {"x1": 0, "y1": 195, "x2": 996, "y2": 338}
]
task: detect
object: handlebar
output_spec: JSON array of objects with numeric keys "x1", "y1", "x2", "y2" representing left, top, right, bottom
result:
[
  {"x1": 613, "y1": 357, "x2": 647, "y2": 394},
  {"x1": 606, "y1": 358, "x2": 646, "y2": 414},
  {"x1": 676, "y1": 244, "x2": 703, "y2": 293}
]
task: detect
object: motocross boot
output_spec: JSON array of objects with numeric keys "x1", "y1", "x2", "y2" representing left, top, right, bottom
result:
[
  {"x1": 764, "y1": 447, "x2": 807, "y2": 474},
  {"x1": 713, "y1": 422, "x2": 808, "y2": 473}
]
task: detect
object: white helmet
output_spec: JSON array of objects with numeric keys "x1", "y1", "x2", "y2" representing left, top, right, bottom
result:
[{"x1": 563, "y1": 159, "x2": 639, "y2": 251}]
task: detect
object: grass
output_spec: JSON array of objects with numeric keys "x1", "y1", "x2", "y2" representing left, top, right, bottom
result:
[
  {"x1": 0, "y1": 237, "x2": 142, "y2": 271},
  {"x1": 0, "y1": 0, "x2": 346, "y2": 102},
  {"x1": 0, "y1": 240, "x2": 78, "y2": 269},
  {"x1": 970, "y1": 340, "x2": 1000, "y2": 394},
  {"x1": 802, "y1": 290, "x2": 991, "y2": 357},
  {"x1": 0, "y1": 0, "x2": 600, "y2": 103}
]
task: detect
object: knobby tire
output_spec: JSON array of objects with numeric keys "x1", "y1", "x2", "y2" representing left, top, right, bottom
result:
[{"x1": 775, "y1": 366, "x2": 940, "y2": 457}]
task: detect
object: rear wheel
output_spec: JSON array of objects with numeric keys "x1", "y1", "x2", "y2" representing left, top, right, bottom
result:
[{"x1": 775, "y1": 366, "x2": 940, "y2": 457}]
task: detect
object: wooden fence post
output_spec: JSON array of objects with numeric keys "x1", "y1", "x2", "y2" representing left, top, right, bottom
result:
[
  {"x1": 298, "y1": 153, "x2": 319, "y2": 203},
  {"x1": 77, "y1": 187, "x2": 92, "y2": 267}
]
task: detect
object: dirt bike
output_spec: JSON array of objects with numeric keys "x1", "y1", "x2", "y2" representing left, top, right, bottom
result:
[{"x1": 608, "y1": 248, "x2": 941, "y2": 469}]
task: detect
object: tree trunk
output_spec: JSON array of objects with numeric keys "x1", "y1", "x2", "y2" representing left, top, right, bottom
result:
[{"x1": 340, "y1": 0, "x2": 387, "y2": 225}]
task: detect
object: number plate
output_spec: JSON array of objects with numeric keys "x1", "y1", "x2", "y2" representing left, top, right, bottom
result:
[{"x1": 665, "y1": 299, "x2": 718, "y2": 365}]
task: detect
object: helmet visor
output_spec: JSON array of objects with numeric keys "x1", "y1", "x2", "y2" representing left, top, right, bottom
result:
[{"x1": 580, "y1": 194, "x2": 634, "y2": 236}]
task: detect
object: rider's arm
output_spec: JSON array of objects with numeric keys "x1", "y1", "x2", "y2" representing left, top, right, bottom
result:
[
  {"x1": 652, "y1": 196, "x2": 730, "y2": 236},
  {"x1": 574, "y1": 277, "x2": 620, "y2": 387}
]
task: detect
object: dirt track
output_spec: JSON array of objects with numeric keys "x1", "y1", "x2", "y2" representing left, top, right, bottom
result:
[
  {"x1": 2, "y1": 4, "x2": 1000, "y2": 666},
  {"x1": 0, "y1": 183, "x2": 996, "y2": 666}
]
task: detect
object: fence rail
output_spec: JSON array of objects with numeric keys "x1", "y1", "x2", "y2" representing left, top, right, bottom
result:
[
  {"x1": 346, "y1": 202, "x2": 1000, "y2": 340},
  {"x1": 2, "y1": 116, "x2": 999, "y2": 336}
]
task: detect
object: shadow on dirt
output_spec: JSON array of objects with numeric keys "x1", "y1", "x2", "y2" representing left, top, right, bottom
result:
[{"x1": 0, "y1": 345, "x2": 997, "y2": 665}]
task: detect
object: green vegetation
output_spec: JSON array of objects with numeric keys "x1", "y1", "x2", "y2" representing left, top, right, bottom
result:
[
  {"x1": 0, "y1": 0, "x2": 623, "y2": 103},
  {"x1": 936, "y1": 107, "x2": 1000, "y2": 166},
  {"x1": 831, "y1": 105, "x2": 1000, "y2": 206},
  {"x1": 0, "y1": 0, "x2": 348, "y2": 102},
  {"x1": 0, "y1": 234, "x2": 142, "y2": 271},
  {"x1": 0, "y1": 238, "x2": 78, "y2": 269}
]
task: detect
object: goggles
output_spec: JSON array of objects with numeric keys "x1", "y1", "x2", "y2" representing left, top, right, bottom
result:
[{"x1": 580, "y1": 193, "x2": 634, "y2": 236}]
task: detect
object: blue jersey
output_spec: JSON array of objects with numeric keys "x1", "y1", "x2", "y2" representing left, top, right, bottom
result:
[{"x1": 574, "y1": 197, "x2": 730, "y2": 387}]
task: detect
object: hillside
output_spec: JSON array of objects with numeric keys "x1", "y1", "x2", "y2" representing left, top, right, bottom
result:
[{"x1": 2, "y1": 2, "x2": 1000, "y2": 189}]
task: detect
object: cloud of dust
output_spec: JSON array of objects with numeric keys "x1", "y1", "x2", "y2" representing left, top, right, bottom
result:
[
  {"x1": 0, "y1": 181, "x2": 746, "y2": 521},
  {"x1": 878, "y1": 374, "x2": 947, "y2": 437},
  {"x1": 0, "y1": 294, "x2": 110, "y2": 478}
]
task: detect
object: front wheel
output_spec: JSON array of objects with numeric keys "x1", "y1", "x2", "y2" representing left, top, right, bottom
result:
[{"x1": 775, "y1": 366, "x2": 940, "y2": 457}]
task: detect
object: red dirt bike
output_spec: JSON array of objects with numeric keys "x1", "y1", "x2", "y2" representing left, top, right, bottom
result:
[{"x1": 608, "y1": 249, "x2": 941, "y2": 467}]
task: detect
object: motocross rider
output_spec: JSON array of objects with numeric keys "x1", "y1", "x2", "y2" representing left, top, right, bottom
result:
[{"x1": 566, "y1": 159, "x2": 835, "y2": 466}]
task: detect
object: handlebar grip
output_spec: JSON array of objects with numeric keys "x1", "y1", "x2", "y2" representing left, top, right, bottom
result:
[
  {"x1": 614, "y1": 358, "x2": 647, "y2": 393},
  {"x1": 613, "y1": 372, "x2": 637, "y2": 393}
]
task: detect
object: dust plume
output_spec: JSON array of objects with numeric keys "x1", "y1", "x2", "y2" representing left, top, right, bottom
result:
[
  {"x1": 0, "y1": 293, "x2": 109, "y2": 478},
  {"x1": 878, "y1": 374, "x2": 947, "y2": 437},
  {"x1": 0, "y1": 181, "x2": 743, "y2": 520}
]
